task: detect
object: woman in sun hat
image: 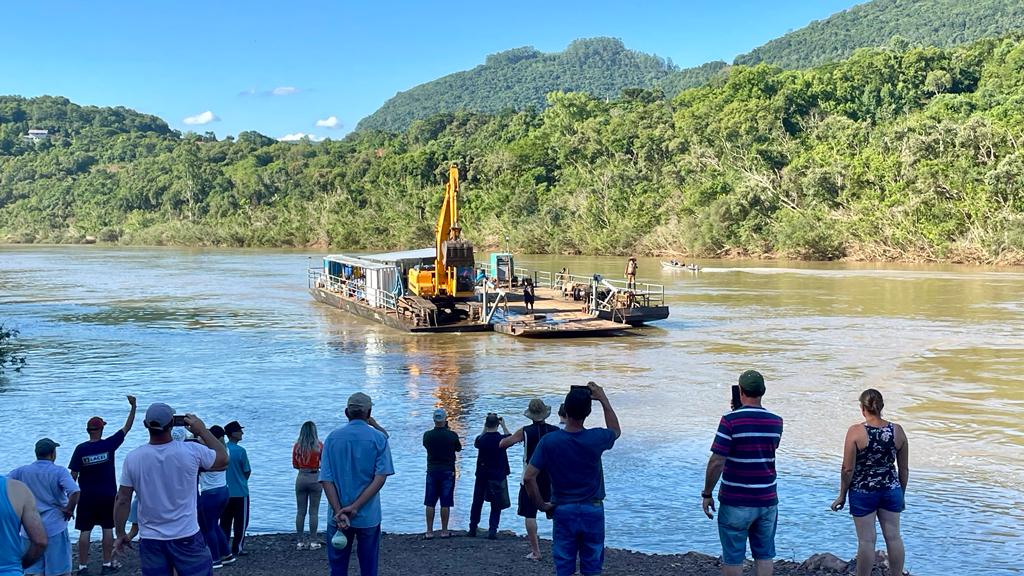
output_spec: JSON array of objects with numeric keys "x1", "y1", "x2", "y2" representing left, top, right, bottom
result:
[{"x1": 499, "y1": 399, "x2": 558, "y2": 560}]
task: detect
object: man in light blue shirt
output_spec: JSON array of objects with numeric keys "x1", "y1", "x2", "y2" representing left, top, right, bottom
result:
[
  {"x1": 9, "y1": 438, "x2": 81, "y2": 576},
  {"x1": 319, "y1": 392, "x2": 394, "y2": 576},
  {"x1": 220, "y1": 421, "x2": 250, "y2": 558}
]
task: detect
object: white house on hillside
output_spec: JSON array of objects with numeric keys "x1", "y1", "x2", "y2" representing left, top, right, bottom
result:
[{"x1": 23, "y1": 129, "x2": 49, "y2": 143}]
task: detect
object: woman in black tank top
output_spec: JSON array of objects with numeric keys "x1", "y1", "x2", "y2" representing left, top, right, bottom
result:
[{"x1": 831, "y1": 389, "x2": 909, "y2": 576}]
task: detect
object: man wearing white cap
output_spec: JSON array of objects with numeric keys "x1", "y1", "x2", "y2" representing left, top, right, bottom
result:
[
  {"x1": 320, "y1": 392, "x2": 394, "y2": 576},
  {"x1": 112, "y1": 403, "x2": 229, "y2": 576},
  {"x1": 422, "y1": 408, "x2": 461, "y2": 539}
]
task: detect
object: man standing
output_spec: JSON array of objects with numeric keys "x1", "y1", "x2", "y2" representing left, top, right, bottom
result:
[
  {"x1": 0, "y1": 473, "x2": 48, "y2": 576},
  {"x1": 469, "y1": 413, "x2": 511, "y2": 540},
  {"x1": 69, "y1": 395, "x2": 137, "y2": 575},
  {"x1": 701, "y1": 370, "x2": 784, "y2": 576},
  {"x1": 422, "y1": 408, "x2": 460, "y2": 539},
  {"x1": 320, "y1": 392, "x2": 394, "y2": 576},
  {"x1": 10, "y1": 438, "x2": 82, "y2": 576},
  {"x1": 624, "y1": 257, "x2": 637, "y2": 290},
  {"x1": 219, "y1": 421, "x2": 250, "y2": 558},
  {"x1": 500, "y1": 399, "x2": 558, "y2": 561},
  {"x1": 112, "y1": 403, "x2": 229, "y2": 576},
  {"x1": 524, "y1": 383, "x2": 620, "y2": 576}
]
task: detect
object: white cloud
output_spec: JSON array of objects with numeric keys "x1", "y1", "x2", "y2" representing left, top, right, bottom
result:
[
  {"x1": 315, "y1": 115, "x2": 341, "y2": 129},
  {"x1": 279, "y1": 132, "x2": 325, "y2": 142},
  {"x1": 183, "y1": 110, "x2": 219, "y2": 125},
  {"x1": 271, "y1": 86, "x2": 299, "y2": 96}
]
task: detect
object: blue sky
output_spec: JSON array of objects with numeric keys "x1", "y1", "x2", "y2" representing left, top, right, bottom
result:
[{"x1": 2, "y1": 0, "x2": 860, "y2": 140}]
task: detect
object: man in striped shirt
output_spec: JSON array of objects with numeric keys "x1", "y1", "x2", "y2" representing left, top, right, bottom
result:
[{"x1": 701, "y1": 370, "x2": 784, "y2": 576}]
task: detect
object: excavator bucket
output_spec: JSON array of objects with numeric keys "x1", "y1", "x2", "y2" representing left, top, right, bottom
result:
[{"x1": 443, "y1": 239, "x2": 474, "y2": 268}]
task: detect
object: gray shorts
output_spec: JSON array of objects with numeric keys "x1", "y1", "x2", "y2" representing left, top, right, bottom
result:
[{"x1": 24, "y1": 528, "x2": 72, "y2": 576}]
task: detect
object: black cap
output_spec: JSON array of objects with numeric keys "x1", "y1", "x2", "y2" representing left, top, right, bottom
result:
[{"x1": 225, "y1": 421, "x2": 244, "y2": 435}]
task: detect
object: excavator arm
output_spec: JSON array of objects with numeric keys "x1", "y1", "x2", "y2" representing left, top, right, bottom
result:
[{"x1": 409, "y1": 165, "x2": 474, "y2": 298}]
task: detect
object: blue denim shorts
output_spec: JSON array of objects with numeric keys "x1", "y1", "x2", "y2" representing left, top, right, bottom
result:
[
  {"x1": 717, "y1": 504, "x2": 778, "y2": 565},
  {"x1": 849, "y1": 486, "x2": 905, "y2": 517},
  {"x1": 424, "y1": 470, "x2": 456, "y2": 508}
]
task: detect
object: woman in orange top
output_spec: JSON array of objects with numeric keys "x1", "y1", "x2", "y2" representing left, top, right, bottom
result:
[{"x1": 293, "y1": 421, "x2": 324, "y2": 550}]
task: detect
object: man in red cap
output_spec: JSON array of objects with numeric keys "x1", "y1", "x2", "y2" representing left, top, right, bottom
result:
[{"x1": 68, "y1": 395, "x2": 137, "y2": 575}]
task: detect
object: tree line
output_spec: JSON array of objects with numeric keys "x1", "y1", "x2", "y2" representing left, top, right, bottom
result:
[{"x1": 2, "y1": 36, "x2": 1024, "y2": 264}]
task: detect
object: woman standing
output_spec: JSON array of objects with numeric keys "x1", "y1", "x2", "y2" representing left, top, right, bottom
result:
[
  {"x1": 831, "y1": 389, "x2": 909, "y2": 576},
  {"x1": 198, "y1": 425, "x2": 233, "y2": 567},
  {"x1": 293, "y1": 421, "x2": 324, "y2": 550}
]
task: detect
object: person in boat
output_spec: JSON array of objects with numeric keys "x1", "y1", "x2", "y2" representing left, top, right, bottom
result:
[
  {"x1": 522, "y1": 278, "x2": 536, "y2": 312},
  {"x1": 625, "y1": 257, "x2": 637, "y2": 290}
]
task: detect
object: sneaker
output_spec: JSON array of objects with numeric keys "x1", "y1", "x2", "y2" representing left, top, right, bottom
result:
[
  {"x1": 487, "y1": 530, "x2": 497, "y2": 540},
  {"x1": 308, "y1": 542, "x2": 322, "y2": 550},
  {"x1": 297, "y1": 542, "x2": 308, "y2": 551},
  {"x1": 212, "y1": 562, "x2": 223, "y2": 570},
  {"x1": 220, "y1": 555, "x2": 236, "y2": 565},
  {"x1": 100, "y1": 564, "x2": 120, "y2": 575},
  {"x1": 467, "y1": 525, "x2": 477, "y2": 538},
  {"x1": 77, "y1": 568, "x2": 90, "y2": 576}
]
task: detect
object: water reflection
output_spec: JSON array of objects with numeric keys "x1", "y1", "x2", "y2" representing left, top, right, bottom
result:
[{"x1": 1, "y1": 247, "x2": 1022, "y2": 574}]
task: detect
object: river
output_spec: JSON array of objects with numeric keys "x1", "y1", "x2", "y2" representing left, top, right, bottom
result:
[{"x1": 1, "y1": 246, "x2": 1021, "y2": 574}]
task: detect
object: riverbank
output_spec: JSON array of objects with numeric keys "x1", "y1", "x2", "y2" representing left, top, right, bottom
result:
[
  {"x1": 96, "y1": 532, "x2": 882, "y2": 575},
  {"x1": 4, "y1": 239, "x2": 1024, "y2": 267}
]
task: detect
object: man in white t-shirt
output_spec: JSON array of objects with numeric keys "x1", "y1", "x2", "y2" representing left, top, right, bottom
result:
[{"x1": 111, "y1": 404, "x2": 229, "y2": 576}]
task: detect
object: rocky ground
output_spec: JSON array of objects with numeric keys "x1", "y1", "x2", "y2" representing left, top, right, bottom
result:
[{"x1": 91, "y1": 531, "x2": 900, "y2": 575}]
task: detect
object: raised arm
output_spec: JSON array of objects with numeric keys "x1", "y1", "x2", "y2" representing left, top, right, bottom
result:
[
  {"x1": 499, "y1": 427, "x2": 525, "y2": 449},
  {"x1": 368, "y1": 415, "x2": 389, "y2": 438},
  {"x1": 831, "y1": 425, "x2": 860, "y2": 511},
  {"x1": 588, "y1": 382, "x2": 620, "y2": 438},
  {"x1": 122, "y1": 395, "x2": 138, "y2": 434},
  {"x1": 185, "y1": 414, "x2": 229, "y2": 469}
]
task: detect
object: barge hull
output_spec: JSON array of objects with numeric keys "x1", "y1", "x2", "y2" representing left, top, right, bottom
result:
[{"x1": 310, "y1": 288, "x2": 492, "y2": 334}]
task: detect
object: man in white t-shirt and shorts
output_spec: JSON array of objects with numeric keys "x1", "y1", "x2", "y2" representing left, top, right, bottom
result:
[{"x1": 111, "y1": 404, "x2": 229, "y2": 576}]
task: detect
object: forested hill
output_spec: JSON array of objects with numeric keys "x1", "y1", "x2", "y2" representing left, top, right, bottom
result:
[
  {"x1": 358, "y1": 0, "x2": 1024, "y2": 133},
  {"x1": 3, "y1": 36, "x2": 1024, "y2": 264},
  {"x1": 355, "y1": 38, "x2": 726, "y2": 133},
  {"x1": 735, "y1": 0, "x2": 1024, "y2": 68}
]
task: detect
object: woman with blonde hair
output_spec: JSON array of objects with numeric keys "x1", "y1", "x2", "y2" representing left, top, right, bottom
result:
[
  {"x1": 293, "y1": 421, "x2": 324, "y2": 550},
  {"x1": 831, "y1": 389, "x2": 909, "y2": 576}
]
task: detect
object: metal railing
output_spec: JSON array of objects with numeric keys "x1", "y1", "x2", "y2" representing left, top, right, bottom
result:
[
  {"x1": 538, "y1": 271, "x2": 665, "y2": 308},
  {"x1": 308, "y1": 268, "x2": 399, "y2": 311}
]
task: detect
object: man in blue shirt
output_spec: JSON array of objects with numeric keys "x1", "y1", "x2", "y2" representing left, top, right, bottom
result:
[
  {"x1": 219, "y1": 421, "x2": 250, "y2": 557},
  {"x1": 68, "y1": 394, "x2": 137, "y2": 575},
  {"x1": 10, "y1": 438, "x2": 82, "y2": 576},
  {"x1": 525, "y1": 382, "x2": 620, "y2": 576},
  {"x1": 320, "y1": 392, "x2": 394, "y2": 576}
]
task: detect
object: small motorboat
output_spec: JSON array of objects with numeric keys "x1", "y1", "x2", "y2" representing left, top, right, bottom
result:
[{"x1": 661, "y1": 260, "x2": 701, "y2": 272}]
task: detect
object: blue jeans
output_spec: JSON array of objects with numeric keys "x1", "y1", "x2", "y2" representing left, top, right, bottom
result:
[
  {"x1": 552, "y1": 501, "x2": 605, "y2": 576},
  {"x1": 717, "y1": 504, "x2": 778, "y2": 566},
  {"x1": 139, "y1": 532, "x2": 212, "y2": 576},
  {"x1": 326, "y1": 523, "x2": 380, "y2": 576},
  {"x1": 198, "y1": 487, "x2": 230, "y2": 561}
]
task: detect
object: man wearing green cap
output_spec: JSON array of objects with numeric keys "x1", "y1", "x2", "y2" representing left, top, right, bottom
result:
[
  {"x1": 701, "y1": 370, "x2": 784, "y2": 576},
  {"x1": 320, "y1": 392, "x2": 394, "y2": 576},
  {"x1": 9, "y1": 438, "x2": 81, "y2": 576}
]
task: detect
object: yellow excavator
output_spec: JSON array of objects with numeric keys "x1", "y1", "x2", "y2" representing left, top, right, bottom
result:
[{"x1": 408, "y1": 165, "x2": 475, "y2": 299}]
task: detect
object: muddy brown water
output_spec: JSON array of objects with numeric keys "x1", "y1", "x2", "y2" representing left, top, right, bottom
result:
[{"x1": 1, "y1": 247, "x2": 1021, "y2": 574}]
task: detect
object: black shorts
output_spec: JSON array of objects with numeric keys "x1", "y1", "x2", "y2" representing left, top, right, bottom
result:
[
  {"x1": 76, "y1": 494, "x2": 116, "y2": 531},
  {"x1": 516, "y1": 481, "x2": 551, "y2": 519}
]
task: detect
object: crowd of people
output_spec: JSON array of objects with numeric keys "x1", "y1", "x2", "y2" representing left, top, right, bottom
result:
[{"x1": 0, "y1": 373, "x2": 909, "y2": 576}]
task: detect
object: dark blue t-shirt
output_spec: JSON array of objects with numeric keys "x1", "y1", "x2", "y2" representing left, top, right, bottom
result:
[
  {"x1": 68, "y1": 429, "x2": 126, "y2": 498},
  {"x1": 529, "y1": 427, "x2": 616, "y2": 504},
  {"x1": 474, "y1": 431, "x2": 510, "y2": 480}
]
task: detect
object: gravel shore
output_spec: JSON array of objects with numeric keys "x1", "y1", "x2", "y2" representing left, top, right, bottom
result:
[{"x1": 96, "y1": 531, "x2": 887, "y2": 575}]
